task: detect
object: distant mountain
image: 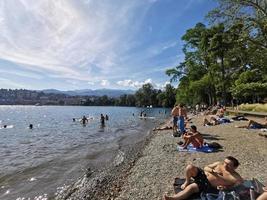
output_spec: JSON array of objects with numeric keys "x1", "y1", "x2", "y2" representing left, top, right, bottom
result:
[{"x1": 41, "y1": 88, "x2": 135, "y2": 97}]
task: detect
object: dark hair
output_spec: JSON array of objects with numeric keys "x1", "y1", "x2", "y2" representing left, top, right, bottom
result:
[
  {"x1": 190, "y1": 125, "x2": 197, "y2": 131},
  {"x1": 226, "y1": 156, "x2": 239, "y2": 167}
]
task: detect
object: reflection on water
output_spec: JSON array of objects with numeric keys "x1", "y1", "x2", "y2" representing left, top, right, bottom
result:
[{"x1": 0, "y1": 106, "x2": 170, "y2": 199}]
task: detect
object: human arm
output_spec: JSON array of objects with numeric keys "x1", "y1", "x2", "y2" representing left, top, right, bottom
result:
[{"x1": 204, "y1": 162, "x2": 221, "y2": 173}]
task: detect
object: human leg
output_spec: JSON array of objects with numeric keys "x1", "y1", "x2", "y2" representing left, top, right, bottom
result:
[
  {"x1": 181, "y1": 164, "x2": 199, "y2": 189},
  {"x1": 257, "y1": 192, "x2": 267, "y2": 200},
  {"x1": 163, "y1": 183, "x2": 199, "y2": 200},
  {"x1": 181, "y1": 137, "x2": 192, "y2": 149},
  {"x1": 203, "y1": 118, "x2": 210, "y2": 126},
  {"x1": 179, "y1": 116, "x2": 185, "y2": 133}
]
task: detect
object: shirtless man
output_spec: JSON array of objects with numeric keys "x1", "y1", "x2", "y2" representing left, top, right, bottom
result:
[
  {"x1": 171, "y1": 104, "x2": 180, "y2": 134},
  {"x1": 163, "y1": 156, "x2": 243, "y2": 200},
  {"x1": 180, "y1": 125, "x2": 203, "y2": 149},
  {"x1": 236, "y1": 117, "x2": 267, "y2": 129},
  {"x1": 178, "y1": 104, "x2": 187, "y2": 133},
  {"x1": 257, "y1": 187, "x2": 267, "y2": 200}
]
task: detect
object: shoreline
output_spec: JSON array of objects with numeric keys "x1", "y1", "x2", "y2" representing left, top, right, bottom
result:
[
  {"x1": 56, "y1": 115, "x2": 267, "y2": 199},
  {"x1": 114, "y1": 114, "x2": 267, "y2": 200},
  {"x1": 55, "y1": 120, "x2": 167, "y2": 200}
]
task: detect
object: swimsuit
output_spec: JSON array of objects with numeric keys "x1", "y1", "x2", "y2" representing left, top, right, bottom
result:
[
  {"x1": 250, "y1": 123, "x2": 264, "y2": 129},
  {"x1": 178, "y1": 116, "x2": 185, "y2": 133},
  {"x1": 193, "y1": 168, "x2": 218, "y2": 193},
  {"x1": 173, "y1": 116, "x2": 178, "y2": 125}
]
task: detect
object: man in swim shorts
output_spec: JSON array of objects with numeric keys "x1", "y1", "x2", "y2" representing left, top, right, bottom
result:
[
  {"x1": 163, "y1": 156, "x2": 243, "y2": 200},
  {"x1": 236, "y1": 117, "x2": 267, "y2": 129},
  {"x1": 171, "y1": 104, "x2": 180, "y2": 134}
]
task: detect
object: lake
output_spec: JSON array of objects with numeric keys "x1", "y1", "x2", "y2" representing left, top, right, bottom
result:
[{"x1": 0, "y1": 106, "x2": 170, "y2": 199}]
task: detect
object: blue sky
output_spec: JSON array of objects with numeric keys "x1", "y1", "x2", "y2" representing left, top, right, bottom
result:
[{"x1": 0, "y1": 0, "x2": 217, "y2": 91}]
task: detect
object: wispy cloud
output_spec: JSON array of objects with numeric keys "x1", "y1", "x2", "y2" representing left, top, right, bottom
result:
[
  {"x1": 0, "y1": 0, "x2": 212, "y2": 90},
  {"x1": 0, "y1": 0, "x2": 153, "y2": 83}
]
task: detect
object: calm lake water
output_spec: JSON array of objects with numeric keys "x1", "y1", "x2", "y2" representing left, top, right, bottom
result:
[{"x1": 0, "y1": 106, "x2": 170, "y2": 200}]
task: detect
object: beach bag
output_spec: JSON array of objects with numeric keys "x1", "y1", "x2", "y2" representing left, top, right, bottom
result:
[
  {"x1": 206, "y1": 142, "x2": 222, "y2": 149},
  {"x1": 201, "y1": 191, "x2": 240, "y2": 200}
]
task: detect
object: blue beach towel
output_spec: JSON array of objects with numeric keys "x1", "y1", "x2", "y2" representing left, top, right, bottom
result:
[{"x1": 177, "y1": 144, "x2": 214, "y2": 153}]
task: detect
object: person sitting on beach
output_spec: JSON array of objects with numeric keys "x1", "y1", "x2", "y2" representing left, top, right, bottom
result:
[
  {"x1": 236, "y1": 117, "x2": 267, "y2": 129},
  {"x1": 216, "y1": 106, "x2": 225, "y2": 118},
  {"x1": 257, "y1": 187, "x2": 267, "y2": 200},
  {"x1": 171, "y1": 104, "x2": 180, "y2": 134},
  {"x1": 179, "y1": 125, "x2": 203, "y2": 149},
  {"x1": 163, "y1": 156, "x2": 243, "y2": 200}
]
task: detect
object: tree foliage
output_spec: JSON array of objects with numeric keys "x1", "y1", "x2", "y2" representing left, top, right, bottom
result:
[{"x1": 166, "y1": 0, "x2": 267, "y2": 106}]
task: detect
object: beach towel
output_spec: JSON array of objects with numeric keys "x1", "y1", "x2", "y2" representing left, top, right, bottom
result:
[
  {"x1": 177, "y1": 144, "x2": 214, "y2": 153},
  {"x1": 217, "y1": 118, "x2": 231, "y2": 124},
  {"x1": 173, "y1": 178, "x2": 201, "y2": 200},
  {"x1": 232, "y1": 116, "x2": 249, "y2": 121},
  {"x1": 200, "y1": 190, "x2": 240, "y2": 200}
]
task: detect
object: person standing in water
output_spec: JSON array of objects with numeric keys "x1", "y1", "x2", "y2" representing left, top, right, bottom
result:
[
  {"x1": 100, "y1": 114, "x2": 105, "y2": 126},
  {"x1": 105, "y1": 114, "x2": 109, "y2": 120},
  {"x1": 81, "y1": 116, "x2": 88, "y2": 125}
]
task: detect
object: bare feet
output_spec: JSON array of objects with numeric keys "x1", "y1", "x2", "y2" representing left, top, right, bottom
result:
[
  {"x1": 181, "y1": 181, "x2": 189, "y2": 190},
  {"x1": 163, "y1": 194, "x2": 175, "y2": 200}
]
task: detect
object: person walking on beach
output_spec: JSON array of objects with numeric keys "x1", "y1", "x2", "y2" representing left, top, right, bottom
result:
[
  {"x1": 171, "y1": 104, "x2": 179, "y2": 134},
  {"x1": 163, "y1": 156, "x2": 243, "y2": 200}
]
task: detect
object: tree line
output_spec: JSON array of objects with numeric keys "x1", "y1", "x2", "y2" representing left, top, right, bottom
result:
[
  {"x1": 166, "y1": 0, "x2": 267, "y2": 106},
  {"x1": 83, "y1": 83, "x2": 176, "y2": 108}
]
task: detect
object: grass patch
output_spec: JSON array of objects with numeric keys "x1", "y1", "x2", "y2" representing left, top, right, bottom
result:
[{"x1": 238, "y1": 103, "x2": 267, "y2": 113}]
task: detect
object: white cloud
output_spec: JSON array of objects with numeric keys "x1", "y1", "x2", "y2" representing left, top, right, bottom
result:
[
  {"x1": 116, "y1": 78, "x2": 168, "y2": 89},
  {"x1": 100, "y1": 79, "x2": 110, "y2": 86},
  {"x1": 87, "y1": 81, "x2": 95, "y2": 85},
  {"x1": 0, "y1": 0, "x2": 153, "y2": 83}
]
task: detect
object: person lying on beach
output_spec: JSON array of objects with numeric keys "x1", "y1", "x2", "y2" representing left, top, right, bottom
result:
[
  {"x1": 203, "y1": 116, "x2": 230, "y2": 126},
  {"x1": 163, "y1": 156, "x2": 243, "y2": 200},
  {"x1": 235, "y1": 117, "x2": 267, "y2": 129},
  {"x1": 179, "y1": 125, "x2": 203, "y2": 149},
  {"x1": 153, "y1": 126, "x2": 172, "y2": 131},
  {"x1": 257, "y1": 187, "x2": 267, "y2": 200}
]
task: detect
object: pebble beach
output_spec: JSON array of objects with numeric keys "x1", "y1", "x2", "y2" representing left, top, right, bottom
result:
[
  {"x1": 57, "y1": 114, "x2": 267, "y2": 200},
  {"x1": 114, "y1": 114, "x2": 267, "y2": 200}
]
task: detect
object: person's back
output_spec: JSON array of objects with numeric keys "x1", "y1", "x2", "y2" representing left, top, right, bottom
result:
[
  {"x1": 191, "y1": 131, "x2": 203, "y2": 148},
  {"x1": 171, "y1": 106, "x2": 179, "y2": 117},
  {"x1": 178, "y1": 104, "x2": 187, "y2": 133}
]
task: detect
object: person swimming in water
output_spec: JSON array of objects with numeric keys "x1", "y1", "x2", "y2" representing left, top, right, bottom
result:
[{"x1": 29, "y1": 124, "x2": 33, "y2": 129}]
